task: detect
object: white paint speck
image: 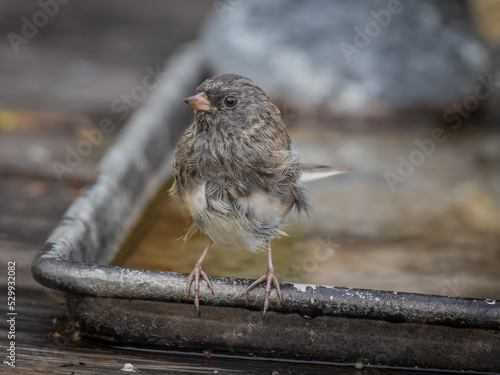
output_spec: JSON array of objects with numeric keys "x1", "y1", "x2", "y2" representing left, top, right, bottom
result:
[
  {"x1": 292, "y1": 283, "x2": 317, "y2": 293},
  {"x1": 121, "y1": 363, "x2": 138, "y2": 372}
]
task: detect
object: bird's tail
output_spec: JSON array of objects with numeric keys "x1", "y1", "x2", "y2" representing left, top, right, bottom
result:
[{"x1": 300, "y1": 165, "x2": 350, "y2": 182}]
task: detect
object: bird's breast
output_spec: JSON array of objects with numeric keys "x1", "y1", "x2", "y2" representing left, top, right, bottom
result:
[
  {"x1": 182, "y1": 182, "x2": 289, "y2": 251},
  {"x1": 182, "y1": 183, "x2": 207, "y2": 220}
]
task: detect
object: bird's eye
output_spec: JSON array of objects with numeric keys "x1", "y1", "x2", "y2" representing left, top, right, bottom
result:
[{"x1": 224, "y1": 96, "x2": 238, "y2": 107}]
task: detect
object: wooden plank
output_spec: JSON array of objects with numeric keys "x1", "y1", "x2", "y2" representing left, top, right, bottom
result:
[
  {"x1": 0, "y1": 0, "x2": 213, "y2": 113},
  {"x1": 0, "y1": 110, "x2": 113, "y2": 184}
]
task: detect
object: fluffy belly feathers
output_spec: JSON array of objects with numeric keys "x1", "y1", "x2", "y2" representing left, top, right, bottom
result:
[{"x1": 182, "y1": 183, "x2": 287, "y2": 252}]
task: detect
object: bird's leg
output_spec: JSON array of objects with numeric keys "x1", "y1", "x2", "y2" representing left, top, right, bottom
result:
[
  {"x1": 186, "y1": 239, "x2": 214, "y2": 315},
  {"x1": 245, "y1": 240, "x2": 281, "y2": 318}
]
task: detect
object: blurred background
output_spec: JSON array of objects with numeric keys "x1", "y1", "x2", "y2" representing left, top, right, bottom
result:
[{"x1": 1, "y1": 0, "x2": 499, "y2": 301}]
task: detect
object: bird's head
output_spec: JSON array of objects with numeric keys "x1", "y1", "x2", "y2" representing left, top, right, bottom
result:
[{"x1": 183, "y1": 74, "x2": 281, "y2": 132}]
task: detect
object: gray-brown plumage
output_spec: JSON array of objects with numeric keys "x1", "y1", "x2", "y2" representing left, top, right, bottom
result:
[{"x1": 171, "y1": 74, "x2": 347, "y2": 316}]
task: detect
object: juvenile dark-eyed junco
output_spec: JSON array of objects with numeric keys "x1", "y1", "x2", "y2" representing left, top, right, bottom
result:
[{"x1": 171, "y1": 74, "x2": 348, "y2": 316}]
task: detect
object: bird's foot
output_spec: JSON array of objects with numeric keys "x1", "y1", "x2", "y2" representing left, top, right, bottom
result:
[
  {"x1": 245, "y1": 267, "x2": 281, "y2": 318},
  {"x1": 186, "y1": 262, "x2": 214, "y2": 316}
]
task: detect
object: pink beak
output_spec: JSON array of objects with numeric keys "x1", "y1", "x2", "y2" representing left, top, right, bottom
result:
[{"x1": 183, "y1": 92, "x2": 212, "y2": 112}]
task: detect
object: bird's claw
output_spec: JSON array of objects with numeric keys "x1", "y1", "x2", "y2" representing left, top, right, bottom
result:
[
  {"x1": 186, "y1": 262, "x2": 214, "y2": 315},
  {"x1": 245, "y1": 268, "x2": 281, "y2": 318}
]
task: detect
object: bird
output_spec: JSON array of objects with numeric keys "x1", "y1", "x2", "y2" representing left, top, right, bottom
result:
[{"x1": 171, "y1": 73, "x2": 348, "y2": 317}]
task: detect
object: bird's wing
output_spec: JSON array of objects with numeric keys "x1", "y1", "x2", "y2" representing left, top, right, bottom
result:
[{"x1": 300, "y1": 165, "x2": 350, "y2": 182}]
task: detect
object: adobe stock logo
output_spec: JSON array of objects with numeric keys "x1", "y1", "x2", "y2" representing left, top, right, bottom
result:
[
  {"x1": 384, "y1": 129, "x2": 448, "y2": 193},
  {"x1": 443, "y1": 74, "x2": 498, "y2": 129},
  {"x1": 7, "y1": 0, "x2": 71, "y2": 54},
  {"x1": 339, "y1": 0, "x2": 403, "y2": 63},
  {"x1": 384, "y1": 74, "x2": 500, "y2": 192},
  {"x1": 51, "y1": 65, "x2": 169, "y2": 181}
]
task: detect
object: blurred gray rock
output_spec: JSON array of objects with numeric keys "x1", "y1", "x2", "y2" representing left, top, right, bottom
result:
[{"x1": 203, "y1": 0, "x2": 489, "y2": 118}]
